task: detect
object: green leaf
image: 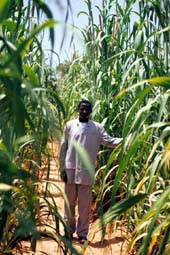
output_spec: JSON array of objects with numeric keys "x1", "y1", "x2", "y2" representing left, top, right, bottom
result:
[
  {"x1": 94, "y1": 193, "x2": 146, "y2": 228},
  {"x1": 0, "y1": 0, "x2": 10, "y2": 22},
  {"x1": 138, "y1": 187, "x2": 170, "y2": 255},
  {"x1": 23, "y1": 64, "x2": 39, "y2": 87},
  {"x1": 158, "y1": 223, "x2": 170, "y2": 255},
  {"x1": 116, "y1": 77, "x2": 170, "y2": 99},
  {"x1": 2, "y1": 19, "x2": 17, "y2": 30},
  {"x1": 4, "y1": 19, "x2": 57, "y2": 67},
  {"x1": 149, "y1": 77, "x2": 170, "y2": 89}
]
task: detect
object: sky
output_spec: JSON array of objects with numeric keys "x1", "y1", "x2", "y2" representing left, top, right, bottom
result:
[
  {"x1": 43, "y1": 0, "x2": 105, "y2": 63},
  {"x1": 42, "y1": 0, "x2": 139, "y2": 64},
  {"x1": 42, "y1": 0, "x2": 137, "y2": 64}
]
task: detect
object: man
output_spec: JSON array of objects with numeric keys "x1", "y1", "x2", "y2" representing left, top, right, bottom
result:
[{"x1": 59, "y1": 99, "x2": 122, "y2": 244}]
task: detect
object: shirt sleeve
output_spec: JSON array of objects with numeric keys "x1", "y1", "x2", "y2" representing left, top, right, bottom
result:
[
  {"x1": 59, "y1": 124, "x2": 68, "y2": 172},
  {"x1": 99, "y1": 125, "x2": 122, "y2": 148}
]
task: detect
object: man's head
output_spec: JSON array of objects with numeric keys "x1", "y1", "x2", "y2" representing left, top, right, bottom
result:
[{"x1": 78, "y1": 99, "x2": 92, "y2": 122}]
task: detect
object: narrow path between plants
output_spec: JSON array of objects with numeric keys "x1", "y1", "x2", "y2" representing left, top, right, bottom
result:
[{"x1": 23, "y1": 142, "x2": 128, "y2": 255}]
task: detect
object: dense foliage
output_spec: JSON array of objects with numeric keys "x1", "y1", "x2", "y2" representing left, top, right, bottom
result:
[
  {"x1": 0, "y1": 1, "x2": 69, "y2": 254},
  {"x1": 58, "y1": 0, "x2": 170, "y2": 254},
  {"x1": 0, "y1": 0, "x2": 170, "y2": 254}
]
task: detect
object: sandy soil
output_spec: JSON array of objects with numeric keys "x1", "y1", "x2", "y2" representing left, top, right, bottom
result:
[{"x1": 21, "y1": 142, "x2": 129, "y2": 255}]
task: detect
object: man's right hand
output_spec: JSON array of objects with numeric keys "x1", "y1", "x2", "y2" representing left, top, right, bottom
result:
[{"x1": 60, "y1": 170, "x2": 67, "y2": 183}]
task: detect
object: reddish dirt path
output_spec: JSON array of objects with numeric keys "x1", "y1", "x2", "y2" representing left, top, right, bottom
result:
[{"x1": 22, "y1": 142, "x2": 129, "y2": 255}]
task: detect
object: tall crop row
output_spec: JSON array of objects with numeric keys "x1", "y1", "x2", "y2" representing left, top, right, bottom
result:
[
  {"x1": 58, "y1": 1, "x2": 170, "y2": 254},
  {"x1": 0, "y1": 1, "x2": 71, "y2": 254}
]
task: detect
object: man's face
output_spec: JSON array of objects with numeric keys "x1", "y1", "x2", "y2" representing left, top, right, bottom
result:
[{"x1": 78, "y1": 103, "x2": 92, "y2": 121}]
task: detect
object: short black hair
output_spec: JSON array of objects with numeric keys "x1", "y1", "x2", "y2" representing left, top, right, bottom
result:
[{"x1": 77, "y1": 99, "x2": 92, "y2": 111}]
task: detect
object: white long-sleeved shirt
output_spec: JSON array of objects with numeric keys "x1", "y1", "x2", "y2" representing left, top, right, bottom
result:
[{"x1": 59, "y1": 118, "x2": 122, "y2": 185}]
